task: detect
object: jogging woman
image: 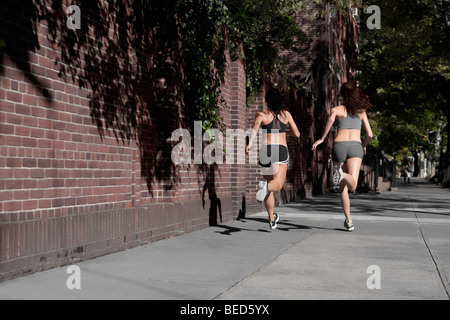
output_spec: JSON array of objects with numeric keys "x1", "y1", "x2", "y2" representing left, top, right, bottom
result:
[
  {"x1": 312, "y1": 82, "x2": 373, "y2": 232},
  {"x1": 246, "y1": 88, "x2": 300, "y2": 229}
]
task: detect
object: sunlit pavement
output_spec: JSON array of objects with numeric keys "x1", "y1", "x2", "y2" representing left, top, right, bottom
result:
[{"x1": 1, "y1": 178, "x2": 449, "y2": 300}]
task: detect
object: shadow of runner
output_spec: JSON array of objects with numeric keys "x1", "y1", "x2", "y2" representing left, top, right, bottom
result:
[
  {"x1": 245, "y1": 217, "x2": 346, "y2": 232},
  {"x1": 202, "y1": 163, "x2": 223, "y2": 227},
  {"x1": 213, "y1": 216, "x2": 344, "y2": 235},
  {"x1": 214, "y1": 223, "x2": 271, "y2": 235}
]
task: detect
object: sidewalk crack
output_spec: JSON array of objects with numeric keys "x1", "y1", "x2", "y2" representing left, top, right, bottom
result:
[{"x1": 407, "y1": 193, "x2": 450, "y2": 300}]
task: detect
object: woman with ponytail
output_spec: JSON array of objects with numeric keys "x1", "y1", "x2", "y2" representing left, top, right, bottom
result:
[{"x1": 246, "y1": 88, "x2": 300, "y2": 229}]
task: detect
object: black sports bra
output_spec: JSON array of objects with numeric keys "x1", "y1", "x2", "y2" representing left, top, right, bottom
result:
[{"x1": 262, "y1": 112, "x2": 288, "y2": 133}]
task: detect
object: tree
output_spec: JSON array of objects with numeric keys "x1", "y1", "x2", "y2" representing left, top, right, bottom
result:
[{"x1": 359, "y1": 0, "x2": 450, "y2": 174}]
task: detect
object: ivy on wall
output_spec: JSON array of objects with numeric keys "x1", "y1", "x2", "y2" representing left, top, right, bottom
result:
[
  {"x1": 2, "y1": 0, "x2": 357, "y2": 135},
  {"x1": 177, "y1": 0, "x2": 358, "y2": 130}
]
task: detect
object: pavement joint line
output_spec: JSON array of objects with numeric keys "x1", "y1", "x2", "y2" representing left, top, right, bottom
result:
[
  {"x1": 407, "y1": 193, "x2": 450, "y2": 300},
  {"x1": 250, "y1": 211, "x2": 450, "y2": 224},
  {"x1": 213, "y1": 232, "x2": 317, "y2": 300},
  {"x1": 419, "y1": 232, "x2": 450, "y2": 300}
]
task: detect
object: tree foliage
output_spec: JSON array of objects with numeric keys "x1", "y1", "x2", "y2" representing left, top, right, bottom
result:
[
  {"x1": 359, "y1": 0, "x2": 450, "y2": 165},
  {"x1": 177, "y1": 0, "x2": 359, "y2": 129}
]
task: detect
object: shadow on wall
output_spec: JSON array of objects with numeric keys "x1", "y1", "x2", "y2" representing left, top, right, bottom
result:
[
  {"x1": 285, "y1": 42, "x2": 332, "y2": 198},
  {"x1": 286, "y1": 89, "x2": 309, "y2": 200},
  {"x1": 201, "y1": 163, "x2": 223, "y2": 226},
  {"x1": 0, "y1": 0, "x2": 53, "y2": 102},
  {"x1": 309, "y1": 41, "x2": 333, "y2": 195},
  {"x1": 0, "y1": 0, "x2": 217, "y2": 195}
]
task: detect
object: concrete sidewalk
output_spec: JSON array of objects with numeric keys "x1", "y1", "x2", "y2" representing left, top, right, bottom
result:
[{"x1": 1, "y1": 178, "x2": 449, "y2": 300}]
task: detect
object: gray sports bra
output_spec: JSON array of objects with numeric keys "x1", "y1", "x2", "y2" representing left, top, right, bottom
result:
[{"x1": 336, "y1": 114, "x2": 362, "y2": 130}]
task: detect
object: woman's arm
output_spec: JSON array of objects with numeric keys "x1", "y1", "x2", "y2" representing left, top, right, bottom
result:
[
  {"x1": 361, "y1": 112, "x2": 373, "y2": 152},
  {"x1": 246, "y1": 112, "x2": 263, "y2": 155},
  {"x1": 286, "y1": 112, "x2": 300, "y2": 138},
  {"x1": 311, "y1": 108, "x2": 338, "y2": 151}
]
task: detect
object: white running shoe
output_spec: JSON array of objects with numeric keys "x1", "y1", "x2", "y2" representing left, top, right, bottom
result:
[
  {"x1": 333, "y1": 164, "x2": 344, "y2": 186},
  {"x1": 344, "y1": 220, "x2": 354, "y2": 232},
  {"x1": 256, "y1": 180, "x2": 268, "y2": 203},
  {"x1": 269, "y1": 212, "x2": 280, "y2": 229}
]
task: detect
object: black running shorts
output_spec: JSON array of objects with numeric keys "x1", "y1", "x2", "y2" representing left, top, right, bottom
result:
[{"x1": 258, "y1": 144, "x2": 290, "y2": 168}]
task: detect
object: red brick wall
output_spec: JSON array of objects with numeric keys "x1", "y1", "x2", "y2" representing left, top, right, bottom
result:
[
  {"x1": 0, "y1": 2, "x2": 244, "y2": 281},
  {"x1": 0, "y1": 2, "x2": 358, "y2": 281}
]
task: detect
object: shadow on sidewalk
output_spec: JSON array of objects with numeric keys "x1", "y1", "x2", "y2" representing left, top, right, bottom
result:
[
  {"x1": 246, "y1": 217, "x2": 344, "y2": 232},
  {"x1": 214, "y1": 223, "x2": 271, "y2": 235},
  {"x1": 214, "y1": 216, "x2": 345, "y2": 235},
  {"x1": 302, "y1": 179, "x2": 450, "y2": 218},
  {"x1": 213, "y1": 179, "x2": 449, "y2": 236}
]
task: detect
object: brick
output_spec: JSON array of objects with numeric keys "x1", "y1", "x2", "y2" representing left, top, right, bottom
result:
[
  {"x1": 31, "y1": 107, "x2": 47, "y2": 118},
  {"x1": 4, "y1": 201, "x2": 22, "y2": 212},
  {"x1": 37, "y1": 159, "x2": 52, "y2": 168},
  {"x1": 22, "y1": 138, "x2": 37, "y2": 148},
  {"x1": 6, "y1": 91, "x2": 22, "y2": 103},
  {"x1": 15, "y1": 126, "x2": 30, "y2": 137},
  {"x1": 7, "y1": 113, "x2": 22, "y2": 125},
  {"x1": 13, "y1": 169, "x2": 29, "y2": 179},
  {"x1": 6, "y1": 158, "x2": 22, "y2": 168},
  {"x1": 23, "y1": 95, "x2": 38, "y2": 106},
  {"x1": 4, "y1": 66, "x2": 24, "y2": 81},
  {"x1": 13, "y1": 190, "x2": 30, "y2": 200},
  {"x1": 15, "y1": 104, "x2": 30, "y2": 116},
  {"x1": 0, "y1": 124, "x2": 14, "y2": 135}
]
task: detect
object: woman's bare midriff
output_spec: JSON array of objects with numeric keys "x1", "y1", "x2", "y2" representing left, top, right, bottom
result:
[
  {"x1": 334, "y1": 129, "x2": 361, "y2": 143},
  {"x1": 263, "y1": 133, "x2": 287, "y2": 146}
]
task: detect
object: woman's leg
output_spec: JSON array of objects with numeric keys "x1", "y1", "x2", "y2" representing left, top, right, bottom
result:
[
  {"x1": 263, "y1": 175, "x2": 275, "y2": 222},
  {"x1": 338, "y1": 158, "x2": 362, "y2": 224},
  {"x1": 263, "y1": 164, "x2": 288, "y2": 222}
]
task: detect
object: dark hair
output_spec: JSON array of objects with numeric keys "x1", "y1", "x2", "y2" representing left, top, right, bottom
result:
[
  {"x1": 265, "y1": 88, "x2": 285, "y2": 113},
  {"x1": 340, "y1": 82, "x2": 372, "y2": 115}
]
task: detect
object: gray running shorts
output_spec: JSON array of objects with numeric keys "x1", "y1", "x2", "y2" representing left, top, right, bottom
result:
[{"x1": 332, "y1": 141, "x2": 364, "y2": 164}]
